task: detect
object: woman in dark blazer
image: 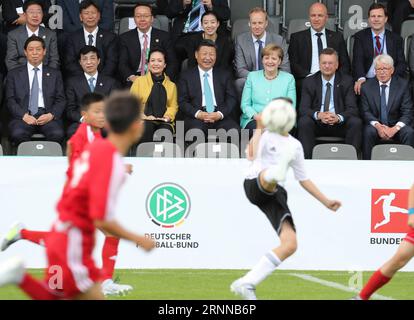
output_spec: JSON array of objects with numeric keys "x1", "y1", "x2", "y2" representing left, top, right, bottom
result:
[{"x1": 176, "y1": 11, "x2": 234, "y2": 70}]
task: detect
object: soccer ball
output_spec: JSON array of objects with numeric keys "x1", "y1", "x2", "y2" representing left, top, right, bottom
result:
[{"x1": 260, "y1": 98, "x2": 296, "y2": 134}]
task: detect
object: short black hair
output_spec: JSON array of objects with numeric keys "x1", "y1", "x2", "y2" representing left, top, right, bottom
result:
[
  {"x1": 105, "y1": 91, "x2": 142, "y2": 134},
  {"x1": 23, "y1": 0, "x2": 44, "y2": 12},
  {"x1": 81, "y1": 92, "x2": 105, "y2": 112},
  {"x1": 201, "y1": 11, "x2": 219, "y2": 23},
  {"x1": 368, "y1": 3, "x2": 387, "y2": 17},
  {"x1": 148, "y1": 48, "x2": 167, "y2": 62},
  {"x1": 79, "y1": 0, "x2": 101, "y2": 14},
  {"x1": 133, "y1": 3, "x2": 154, "y2": 16},
  {"x1": 78, "y1": 45, "x2": 101, "y2": 60},
  {"x1": 196, "y1": 39, "x2": 217, "y2": 52},
  {"x1": 24, "y1": 35, "x2": 46, "y2": 50}
]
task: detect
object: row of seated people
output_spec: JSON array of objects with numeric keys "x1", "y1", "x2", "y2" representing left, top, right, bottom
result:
[
  {"x1": 1, "y1": 1, "x2": 414, "y2": 92},
  {"x1": 1, "y1": 32, "x2": 413, "y2": 161}
]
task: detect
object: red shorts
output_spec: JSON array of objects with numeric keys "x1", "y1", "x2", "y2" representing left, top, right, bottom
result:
[
  {"x1": 404, "y1": 227, "x2": 414, "y2": 245},
  {"x1": 44, "y1": 225, "x2": 102, "y2": 299}
]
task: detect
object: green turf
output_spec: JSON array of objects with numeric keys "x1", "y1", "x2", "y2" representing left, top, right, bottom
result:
[{"x1": 0, "y1": 269, "x2": 412, "y2": 300}]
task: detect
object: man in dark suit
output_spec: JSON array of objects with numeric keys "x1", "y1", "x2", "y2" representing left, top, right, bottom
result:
[
  {"x1": 6, "y1": 36, "x2": 66, "y2": 145},
  {"x1": 361, "y1": 54, "x2": 414, "y2": 160},
  {"x1": 353, "y1": 3, "x2": 407, "y2": 96},
  {"x1": 118, "y1": 4, "x2": 178, "y2": 85},
  {"x1": 2, "y1": 0, "x2": 51, "y2": 33},
  {"x1": 5, "y1": 0, "x2": 59, "y2": 71},
  {"x1": 298, "y1": 48, "x2": 362, "y2": 159},
  {"x1": 66, "y1": 46, "x2": 119, "y2": 138},
  {"x1": 63, "y1": 0, "x2": 118, "y2": 78},
  {"x1": 166, "y1": 0, "x2": 230, "y2": 41},
  {"x1": 178, "y1": 40, "x2": 239, "y2": 137},
  {"x1": 56, "y1": 0, "x2": 114, "y2": 33},
  {"x1": 288, "y1": 3, "x2": 350, "y2": 84}
]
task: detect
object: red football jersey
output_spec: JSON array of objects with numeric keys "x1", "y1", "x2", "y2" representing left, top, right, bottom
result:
[
  {"x1": 67, "y1": 123, "x2": 102, "y2": 180},
  {"x1": 57, "y1": 139, "x2": 126, "y2": 233}
]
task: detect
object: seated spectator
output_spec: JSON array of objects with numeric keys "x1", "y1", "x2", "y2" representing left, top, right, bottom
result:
[
  {"x1": 6, "y1": 0, "x2": 59, "y2": 71},
  {"x1": 130, "y1": 49, "x2": 178, "y2": 144},
  {"x1": 361, "y1": 54, "x2": 414, "y2": 159},
  {"x1": 2, "y1": 0, "x2": 51, "y2": 33},
  {"x1": 63, "y1": 0, "x2": 118, "y2": 78},
  {"x1": 235, "y1": 7, "x2": 290, "y2": 96},
  {"x1": 56, "y1": 0, "x2": 114, "y2": 33},
  {"x1": 176, "y1": 11, "x2": 234, "y2": 70},
  {"x1": 66, "y1": 46, "x2": 120, "y2": 138},
  {"x1": 240, "y1": 44, "x2": 296, "y2": 138},
  {"x1": 298, "y1": 48, "x2": 362, "y2": 159},
  {"x1": 288, "y1": 3, "x2": 350, "y2": 88},
  {"x1": 119, "y1": 3, "x2": 178, "y2": 86},
  {"x1": 178, "y1": 40, "x2": 239, "y2": 137},
  {"x1": 353, "y1": 3, "x2": 407, "y2": 95},
  {"x1": 166, "y1": 0, "x2": 230, "y2": 42},
  {"x1": 387, "y1": 0, "x2": 414, "y2": 35},
  {"x1": 6, "y1": 36, "x2": 65, "y2": 146}
]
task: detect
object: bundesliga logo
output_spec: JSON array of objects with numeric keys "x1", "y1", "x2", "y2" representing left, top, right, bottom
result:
[{"x1": 371, "y1": 189, "x2": 410, "y2": 233}]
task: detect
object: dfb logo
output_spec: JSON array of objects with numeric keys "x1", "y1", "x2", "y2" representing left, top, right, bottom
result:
[{"x1": 371, "y1": 189, "x2": 409, "y2": 233}]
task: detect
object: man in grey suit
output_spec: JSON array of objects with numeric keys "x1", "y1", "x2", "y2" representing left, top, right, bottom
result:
[
  {"x1": 6, "y1": 0, "x2": 59, "y2": 71},
  {"x1": 234, "y1": 7, "x2": 290, "y2": 96}
]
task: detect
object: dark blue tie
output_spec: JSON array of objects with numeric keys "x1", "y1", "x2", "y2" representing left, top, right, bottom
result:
[
  {"x1": 257, "y1": 40, "x2": 263, "y2": 70},
  {"x1": 380, "y1": 84, "x2": 388, "y2": 125}
]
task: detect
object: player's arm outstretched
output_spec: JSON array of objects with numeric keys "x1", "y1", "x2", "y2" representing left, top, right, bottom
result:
[
  {"x1": 299, "y1": 180, "x2": 341, "y2": 212},
  {"x1": 245, "y1": 114, "x2": 264, "y2": 160}
]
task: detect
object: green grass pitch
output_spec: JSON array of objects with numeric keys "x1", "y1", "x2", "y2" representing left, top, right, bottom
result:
[{"x1": 0, "y1": 269, "x2": 412, "y2": 300}]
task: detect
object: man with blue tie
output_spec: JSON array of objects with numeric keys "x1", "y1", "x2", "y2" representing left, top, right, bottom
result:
[
  {"x1": 6, "y1": 36, "x2": 65, "y2": 146},
  {"x1": 361, "y1": 54, "x2": 414, "y2": 160},
  {"x1": 178, "y1": 40, "x2": 239, "y2": 138},
  {"x1": 353, "y1": 3, "x2": 407, "y2": 95},
  {"x1": 298, "y1": 48, "x2": 362, "y2": 159}
]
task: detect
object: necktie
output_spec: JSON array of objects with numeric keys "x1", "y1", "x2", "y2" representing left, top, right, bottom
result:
[
  {"x1": 88, "y1": 77, "x2": 95, "y2": 92},
  {"x1": 88, "y1": 34, "x2": 94, "y2": 46},
  {"x1": 183, "y1": 0, "x2": 205, "y2": 33},
  {"x1": 323, "y1": 82, "x2": 332, "y2": 112},
  {"x1": 316, "y1": 32, "x2": 323, "y2": 57},
  {"x1": 29, "y1": 67, "x2": 39, "y2": 116},
  {"x1": 257, "y1": 40, "x2": 263, "y2": 71},
  {"x1": 140, "y1": 33, "x2": 148, "y2": 75},
  {"x1": 375, "y1": 35, "x2": 382, "y2": 56},
  {"x1": 380, "y1": 84, "x2": 388, "y2": 125},
  {"x1": 203, "y1": 73, "x2": 214, "y2": 113}
]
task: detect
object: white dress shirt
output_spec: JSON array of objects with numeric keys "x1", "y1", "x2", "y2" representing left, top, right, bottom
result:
[
  {"x1": 366, "y1": 30, "x2": 388, "y2": 79},
  {"x1": 137, "y1": 27, "x2": 152, "y2": 71},
  {"x1": 83, "y1": 27, "x2": 99, "y2": 46},
  {"x1": 195, "y1": 67, "x2": 223, "y2": 119},
  {"x1": 26, "y1": 26, "x2": 39, "y2": 37},
  {"x1": 27, "y1": 62, "x2": 45, "y2": 109},
  {"x1": 252, "y1": 32, "x2": 267, "y2": 71},
  {"x1": 310, "y1": 27, "x2": 327, "y2": 75},
  {"x1": 84, "y1": 71, "x2": 98, "y2": 89}
]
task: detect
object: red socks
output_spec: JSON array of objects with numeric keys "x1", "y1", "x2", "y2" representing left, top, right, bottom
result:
[
  {"x1": 359, "y1": 269, "x2": 391, "y2": 300},
  {"x1": 21, "y1": 229, "x2": 49, "y2": 246},
  {"x1": 101, "y1": 237, "x2": 120, "y2": 281},
  {"x1": 19, "y1": 273, "x2": 60, "y2": 300}
]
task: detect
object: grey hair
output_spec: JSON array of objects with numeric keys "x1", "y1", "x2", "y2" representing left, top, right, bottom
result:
[{"x1": 373, "y1": 54, "x2": 394, "y2": 68}]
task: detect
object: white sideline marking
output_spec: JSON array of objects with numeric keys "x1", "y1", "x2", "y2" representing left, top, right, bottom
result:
[{"x1": 289, "y1": 273, "x2": 394, "y2": 300}]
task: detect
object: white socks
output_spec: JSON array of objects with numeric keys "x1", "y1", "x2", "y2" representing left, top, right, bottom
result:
[{"x1": 242, "y1": 251, "x2": 282, "y2": 287}]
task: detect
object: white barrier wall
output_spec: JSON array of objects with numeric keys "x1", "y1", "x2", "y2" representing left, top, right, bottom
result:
[{"x1": 1, "y1": 157, "x2": 414, "y2": 271}]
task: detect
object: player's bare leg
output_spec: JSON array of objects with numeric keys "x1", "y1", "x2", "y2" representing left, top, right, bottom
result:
[{"x1": 74, "y1": 283, "x2": 105, "y2": 300}]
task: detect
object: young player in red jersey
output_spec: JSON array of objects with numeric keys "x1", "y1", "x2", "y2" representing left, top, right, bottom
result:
[
  {"x1": 0, "y1": 92, "x2": 155, "y2": 299},
  {"x1": 1, "y1": 93, "x2": 134, "y2": 296},
  {"x1": 352, "y1": 183, "x2": 414, "y2": 300}
]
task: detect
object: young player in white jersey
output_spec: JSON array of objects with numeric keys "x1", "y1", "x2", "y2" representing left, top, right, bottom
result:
[{"x1": 230, "y1": 98, "x2": 342, "y2": 300}]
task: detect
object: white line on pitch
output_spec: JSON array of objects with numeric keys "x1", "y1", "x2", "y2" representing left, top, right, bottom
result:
[{"x1": 289, "y1": 273, "x2": 394, "y2": 300}]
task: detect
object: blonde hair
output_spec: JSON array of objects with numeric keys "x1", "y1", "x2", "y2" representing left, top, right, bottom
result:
[
  {"x1": 249, "y1": 7, "x2": 268, "y2": 20},
  {"x1": 261, "y1": 44, "x2": 284, "y2": 61}
]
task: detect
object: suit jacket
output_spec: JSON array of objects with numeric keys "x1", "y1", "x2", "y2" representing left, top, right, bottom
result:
[
  {"x1": 288, "y1": 28, "x2": 350, "y2": 80},
  {"x1": 64, "y1": 28, "x2": 118, "y2": 78},
  {"x1": 176, "y1": 31, "x2": 234, "y2": 70},
  {"x1": 177, "y1": 66, "x2": 237, "y2": 119},
  {"x1": 299, "y1": 71, "x2": 359, "y2": 120},
  {"x1": 6, "y1": 25, "x2": 60, "y2": 71},
  {"x1": 56, "y1": 0, "x2": 114, "y2": 33},
  {"x1": 361, "y1": 76, "x2": 413, "y2": 126},
  {"x1": 118, "y1": 27, "x2": 178, "y2": 82},
  {"x1": 65, "y1": 73, "x2": 120, "y2": 123},
  {"x1": 166, "y1": 0, "x2": 230, "y2": 38},
  {"x1": 353, "y1": 28, "x2": 407, "y2": 81},
  {"x1": 6, "y1": 65, "x2": 66, "y2": 120},
  {"x1": 234, "y1": 31, "x2": 291, "y2": 80},
  {"x1": 2, "y1": 0, "x2": 51, "y2": 33},
  {"x1": 409, "y1": 38, "x2": 414, "y2": 78}
]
